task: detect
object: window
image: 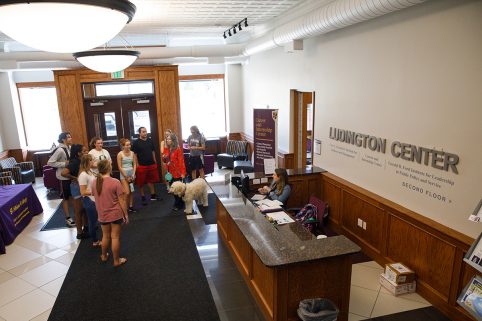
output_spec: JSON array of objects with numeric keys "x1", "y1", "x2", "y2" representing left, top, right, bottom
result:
[
  {"x1": 95, "y1": 81, "x2": 154, "y2": 97},
  {"x1": 179, "y1": 76, "x2": 225, "y2": 139},
  {"x1": 17, "y1": 83, "x2": 62, "y2": 150}
]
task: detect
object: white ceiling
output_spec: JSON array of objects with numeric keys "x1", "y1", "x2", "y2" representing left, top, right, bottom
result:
[{"x1": 1, "y1": 0, "x2": 327, "y2": 52}]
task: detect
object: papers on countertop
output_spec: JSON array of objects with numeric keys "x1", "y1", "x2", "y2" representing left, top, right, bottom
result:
[
  {"x1": 251, "y1": 194, "x2": 266, "y2": 201},
  {"x1": 255, "y1": 199, "x2": 283, "y2": 212},
  {"x1": 266, "y1": 211, "x2": 295, "y2": 225}
]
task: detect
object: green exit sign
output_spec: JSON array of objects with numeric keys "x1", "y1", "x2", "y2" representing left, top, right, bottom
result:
[{"x1": 111, "y1": 70, "x2": 124, "y2": 79}]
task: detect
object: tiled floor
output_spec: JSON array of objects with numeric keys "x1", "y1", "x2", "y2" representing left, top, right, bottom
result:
[{"x1": 0, "y1": 175, "x2": 431, "y2": 321}]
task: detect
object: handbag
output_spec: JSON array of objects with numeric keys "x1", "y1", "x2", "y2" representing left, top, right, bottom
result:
[{"x1": 165, "y1": 171, "x2": 173, "y2": 182}]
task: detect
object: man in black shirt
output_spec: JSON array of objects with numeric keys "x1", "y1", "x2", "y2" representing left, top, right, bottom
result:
[{"x1": 132, "y1": 127, "x2": 160, "y2": 205}]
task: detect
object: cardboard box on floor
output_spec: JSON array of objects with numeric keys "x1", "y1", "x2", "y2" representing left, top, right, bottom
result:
[
  {"x1": 385, "y1": 262, "x2": 415, "y2": 284},
  {"x1": 379, "y1": 273, "x2": 417, "y2": 296}
]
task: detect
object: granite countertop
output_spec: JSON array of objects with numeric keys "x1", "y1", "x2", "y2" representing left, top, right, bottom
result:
[
  {"x1": 208, "y1": 174, "x2": 360, "y2": 267},
  {"x1": 285, "y1": 166, "x2": 327, "y2": 176}
]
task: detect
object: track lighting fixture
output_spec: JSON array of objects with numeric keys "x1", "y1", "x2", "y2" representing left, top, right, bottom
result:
[{"x1": 222, "y1": 18, "x2": 248, "y2": 39}]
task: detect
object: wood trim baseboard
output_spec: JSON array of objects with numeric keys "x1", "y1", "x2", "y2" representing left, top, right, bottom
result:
[
  {"x1": 321, "y1": 172, "x2": 475, "y2": 321},
  {"x1": 16, "y1": 82, "x2": 55, "y2": 88}
]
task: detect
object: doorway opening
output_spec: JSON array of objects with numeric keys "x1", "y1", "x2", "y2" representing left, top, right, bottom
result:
[
  {"x1": 82, "y1": 81, "x2": 160, "y2": 176},
  {"x1": 291, "y1": 90, "x2": 315, "y2": 169}
]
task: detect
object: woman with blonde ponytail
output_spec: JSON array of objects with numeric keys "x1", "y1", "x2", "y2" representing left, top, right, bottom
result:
[
  {"x1": 91, "y1": 159, "x2": 128, "y2": 267},
  {"x1": 78, "y1": 154, "x2": 101, "y2": 247}
]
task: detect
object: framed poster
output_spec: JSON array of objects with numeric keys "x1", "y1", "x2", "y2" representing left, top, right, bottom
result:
[{"x1": 457, "y1": 275, "x2": 482, "y2": 320}]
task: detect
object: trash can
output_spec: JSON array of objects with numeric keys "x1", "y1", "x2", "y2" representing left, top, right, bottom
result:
[{"x1": 297, "y1": 298, "x2": 339, "y2": 321}]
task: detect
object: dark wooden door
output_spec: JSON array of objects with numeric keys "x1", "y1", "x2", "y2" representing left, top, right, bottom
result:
[
  {"x1": 120, "y1": 97, "x2": 160, "y2": 166},
  {"x1": 84, "y1": 96, "x2": 159, "y2": 176}
]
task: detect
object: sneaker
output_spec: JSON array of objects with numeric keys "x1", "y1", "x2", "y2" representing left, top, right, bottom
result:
[
  {"x1": 65, "y1": 217, "x2": 76, "y2": 227},
  {"x1": 172, "y1": 207, "x2": 179, "y2": 211},
  {"x1": 150, "y1": 194, "x2": 158, "y2": 201},
  {"x1": 128, "y1": 207, "x2": 137, "y2": 213},
  {"x1": 141, "y1": 196, "x2": 147, "y2": 206}
]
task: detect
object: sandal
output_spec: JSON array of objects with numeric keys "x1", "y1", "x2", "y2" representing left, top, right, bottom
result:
[
  {"x1": 100, "y1": 253, "x2": 109, "y2": 262},
  {"x1": 92, "y1": 241, "x2": 102, "y2": 248},
  {"x1": 114, "y1": 257, "x2": 127, "y2": 267}
]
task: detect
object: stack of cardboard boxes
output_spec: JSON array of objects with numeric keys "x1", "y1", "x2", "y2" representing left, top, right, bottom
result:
[{"x1": 379, "y1": 263, "x2": 417, "y2": 296}]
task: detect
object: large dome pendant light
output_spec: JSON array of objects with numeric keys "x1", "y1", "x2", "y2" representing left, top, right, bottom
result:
[
  {"x1": 0, "y1": 0, "x2": 136, "y2": 53},
  {"x1": 73, "y1": 50, "x2": 140, "y2": 73}
]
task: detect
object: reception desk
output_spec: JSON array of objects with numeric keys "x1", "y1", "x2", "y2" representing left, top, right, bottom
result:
[{"x1": 209, "y1": 167, "x2": 360, "y2": 321}]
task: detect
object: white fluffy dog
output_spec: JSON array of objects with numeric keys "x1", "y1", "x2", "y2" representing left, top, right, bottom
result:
[{"x1": 168, "y1": 178, "x2": 209, "y2": 214}]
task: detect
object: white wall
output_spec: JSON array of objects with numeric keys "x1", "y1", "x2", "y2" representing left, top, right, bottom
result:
[
  {"x1": 12, "y1": 70, "x2": 54, "y2": 83},
  {"x1": 225, "y1": 64, "x2": 244, "y2": 133},
  {"x1": 178, "y1": 64, "x2": 225, "y2": 76},
  {"x1": 0, "y1": 72, "x2": 23, "y2": 149},
  {"x1": 0, "y1": 125, "x2": 4, "y2": 151},
  {"x1": 241, "y1": 0, "x2": 482, "y2": 238}
]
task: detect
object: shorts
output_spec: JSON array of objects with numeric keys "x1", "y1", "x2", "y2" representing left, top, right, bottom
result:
[
  {"x1": 120, "y1": 168, "x2": 134, "y2": 181},
  {"x1": 189, "y1": 155, "x2": 204, "y2": 170},
  {"x1": 100, "y1": 218, "x2": 123, "y2": 225},
  {"x1": 135, "y1": 164, "x2": 159, "y2": 186},
  {"x1": 70, "y1": 182, "x2": 81, "y2": 199},
  {"x1": 61, "y1": 180, "x2": 72, "y2": 200}
]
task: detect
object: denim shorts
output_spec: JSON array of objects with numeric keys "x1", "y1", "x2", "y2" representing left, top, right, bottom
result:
[{"x1": 70, "y1": 182, "x2": 81, "y2": 199}]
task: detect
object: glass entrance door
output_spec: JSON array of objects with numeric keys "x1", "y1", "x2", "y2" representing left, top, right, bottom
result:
[
  {"x1": 84, "y1": 96, "x2": 159, "y2": 176},
  {"x1": 121, "y1": 97, "x2": 160, "y2": 165}
]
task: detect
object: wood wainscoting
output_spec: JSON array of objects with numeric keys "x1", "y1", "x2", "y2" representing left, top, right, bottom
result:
[{"x1": 321, "y1": 172, "x2": 477, "y2": 321}]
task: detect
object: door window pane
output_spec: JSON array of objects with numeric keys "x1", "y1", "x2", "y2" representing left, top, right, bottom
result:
[
  {"x1": 105, "y1": 112, "x2": 117, "y2": 137},
  {"x1": 129, "y1": 110, "x2": 151, "y2": 140},
  {"x1": 92, "y1": 112, "x2": 118, "y2": 147},
  {"x1": 179, "y1": 78, "x2": 225, "y2": 138},
  {"x1": 18, "y1": 86, "x2": 61, "y2": 150}
]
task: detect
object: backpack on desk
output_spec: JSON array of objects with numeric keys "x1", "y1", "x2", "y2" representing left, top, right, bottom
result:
[{"x1": 295, "y1": 204, "x2": 319, "y2": 233}]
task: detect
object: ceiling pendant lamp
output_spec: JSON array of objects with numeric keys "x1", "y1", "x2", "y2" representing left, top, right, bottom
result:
[
  {"x1": 0, "y1": 1, "x2": 136, "y2": 53},
  {"x1": 73, "y1": 49, "x2": 140, "y2": 73}
]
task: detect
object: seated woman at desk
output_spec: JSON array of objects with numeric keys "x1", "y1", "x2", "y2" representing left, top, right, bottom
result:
[{"x1": 258, "y1": 168, "x2": 291, "y2": 205}]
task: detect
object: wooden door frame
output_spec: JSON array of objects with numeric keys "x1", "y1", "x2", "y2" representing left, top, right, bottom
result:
[{"x1": 292, "y1": 90, "x2": 314, "y2": 169}]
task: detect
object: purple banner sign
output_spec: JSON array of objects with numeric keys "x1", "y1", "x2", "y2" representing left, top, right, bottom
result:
[
  {"x1": 253, "y1": 109, "x2": 278, "y2": 173},
  {"x1": 0, "y1": 184, "x2": 43, "y2": 254}
]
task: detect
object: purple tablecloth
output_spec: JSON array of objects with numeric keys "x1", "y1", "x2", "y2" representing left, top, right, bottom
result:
[{"x1": 0, "y1": 184, "x2": 43, "y2": 254}]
